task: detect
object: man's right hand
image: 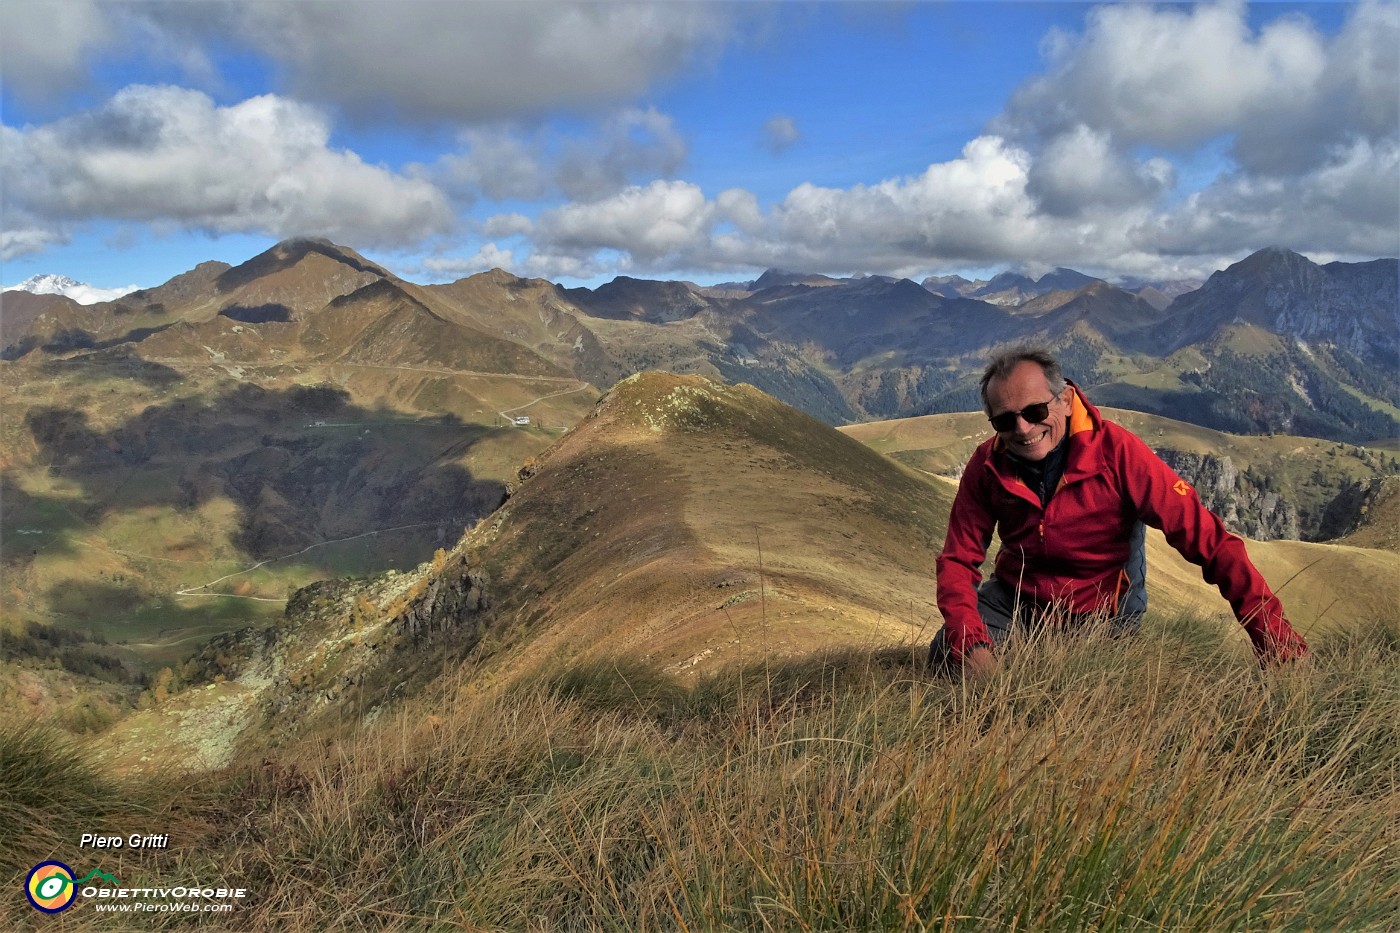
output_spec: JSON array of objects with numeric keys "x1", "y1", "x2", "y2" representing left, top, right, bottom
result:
[{"x1": 963, "y1": 645, "x2": 999, "y2": 679}]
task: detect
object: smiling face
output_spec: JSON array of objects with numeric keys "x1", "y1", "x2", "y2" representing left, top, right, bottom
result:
[{"x1": 985, "y1": 360, "x2": 1068, "y2": 462}]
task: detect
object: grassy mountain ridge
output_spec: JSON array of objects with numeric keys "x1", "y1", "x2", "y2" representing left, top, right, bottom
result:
[
  {"x1": 461, "y1": 371, "x2": 947, "y2": 680},
  {"x1": 75, "y1": 373, "x2": 1398, "y2": 773},
  {"x1": 65, "y1": 370, "x2": 953, "y2": 766}
]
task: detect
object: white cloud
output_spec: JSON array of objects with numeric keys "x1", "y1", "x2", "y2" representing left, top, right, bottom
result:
[
  {"x1": 2, "y1": 86, "x2": 454, "y2": 251},
  {"x1": 556, "y1": 107, "x2": 688, "y2": 200},
  {"x1": 533, "y1": 180, "x2": 717, "y2": 265},
  {"x1": 421, "y1": 244, "x2": 517, "y2": 279},
  {"x1": 0, "y1": 0, "x2": 111, "y2": 101},
  {"x1": 1001, "y1": 0, "x2": 1398, "y2": 177},
  {"x1": 716, "y1": 189, "x2": 763, "y2": 233},
  {"x1": 758, "y1": 136, "x2": 1052, "y2": 269},
  {"x1": 1, "y1": 2, "x2": 740, "y2": 126},
  {"x1": 0, "y1": 227, "x2": 66, "y2": 262},
  {"x1": 432, "y1": 129, "x2": 551, "y2": 203},
  {"x1": 429, "y1": 107, "x2": 688, "y2": 206},
  {"x1": 482, "y1": 213, "x2": 535, "y2": 239},
  {"x1": 762, "y1": 115, "x2": 801, "y2": 154},
  {"x1": 523, "y1": 137, "x2": 1085, "y2": 278},
  {"x1": 69, "y1": 283, "x2": 144, "y2": 305},
  {"x1": 513, "y1": 125, "x2": 1392, "y2": 283},
  {"x1": 1003, "y1": 3, "x2": 1325, "y2": 150},
  {"x1": 234, "y1": 2, "x2": 737, "y2": 124},
  {"x1": 1145, "y1": 137, "x2": 1400, "y2": 258},
  {"x1": 1027, "y1": 125, "x2": 1174, "y2": 216}
]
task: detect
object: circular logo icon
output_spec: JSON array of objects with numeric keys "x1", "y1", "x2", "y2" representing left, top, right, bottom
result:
[{"x1": 26, "y1": 861, "x2": 78, "y2": 913}]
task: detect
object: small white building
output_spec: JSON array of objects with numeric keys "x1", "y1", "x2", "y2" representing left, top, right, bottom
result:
[{"x1": 513, "y1": 416, "x2": 531, "y2": 426}]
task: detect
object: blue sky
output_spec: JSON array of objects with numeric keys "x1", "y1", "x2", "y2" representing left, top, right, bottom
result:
[{"x1": 2, "y1": 1, "x2": 1396, "y2": 298}]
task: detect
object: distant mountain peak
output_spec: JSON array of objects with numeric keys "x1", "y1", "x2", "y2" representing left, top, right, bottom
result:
[
  {"x1": 215, "y1": 238, "x2": 389, "y2": 297},
  {"x1": 751, "y1": 269, "x2": 841, "y2": 291},
  {"x1": 10, "y1": 273, "x2": 82, "y2": 294},
  {"x1": 2, "y1": 273, "x2": 140, "y2": 305}
]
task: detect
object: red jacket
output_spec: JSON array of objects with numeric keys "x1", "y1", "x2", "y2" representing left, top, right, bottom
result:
[{"x1": 935, "y1": 384, "x2": 1308, "y2": 663}]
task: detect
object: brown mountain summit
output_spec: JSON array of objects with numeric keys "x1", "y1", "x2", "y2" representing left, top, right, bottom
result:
[{"x1": 457, "y1": 370, "x2": 948, "y2": 678}]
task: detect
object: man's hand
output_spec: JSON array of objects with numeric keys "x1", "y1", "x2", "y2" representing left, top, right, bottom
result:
[{"x1": 963, "y1": 645, "x2": 999, "y2": 680}]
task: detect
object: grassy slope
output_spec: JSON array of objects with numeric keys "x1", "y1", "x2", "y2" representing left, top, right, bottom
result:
[
  {"x1": 4, "y1": 373, "x2": 1398, "y2": 930},
  {"x1": 4, "y1": 616, "x2": 1396, "y2": 932},
  {"x1": 466, "y1": 371, "x2": 951, "y2": 681},
  {"x1": 67, "y1": 373, "x2": 1398, "y2": 774}
]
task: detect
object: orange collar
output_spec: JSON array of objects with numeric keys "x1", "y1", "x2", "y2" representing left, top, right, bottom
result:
[{"x1": 1067, "y1": 387, "x2": 1095, "y2": 437}]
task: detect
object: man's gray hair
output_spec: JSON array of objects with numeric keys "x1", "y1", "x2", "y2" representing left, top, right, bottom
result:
[{"x1": 979, "y1": 347, "x2": 1067, "y2": 413}]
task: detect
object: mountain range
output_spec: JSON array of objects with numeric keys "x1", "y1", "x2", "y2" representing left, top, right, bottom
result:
[
  {"x1": 5, "y1": 239, "x2": 1395, "y2": 441},
  {"x1": 2, "y1": 237, "x2": 1397, "y2": 728}
]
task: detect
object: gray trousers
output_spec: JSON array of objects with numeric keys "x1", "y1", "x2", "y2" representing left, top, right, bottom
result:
[{"x1": 929, "y1": 521, "x2": 1147, "y2": 668}]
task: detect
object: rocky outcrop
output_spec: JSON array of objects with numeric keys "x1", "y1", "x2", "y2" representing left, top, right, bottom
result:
[
  {"x1": 390, "y1": 555, "x2": 491, "y2": 641},
  {"x1": 175, "y1": 549, "x2": 495, "y2": 747},
  {"x1": 1156, "y1": 450, "x2": 1300, "y2": 541},
  {"x1": 1318, "y1": 475, "x2": 1400, "y2": 548}
]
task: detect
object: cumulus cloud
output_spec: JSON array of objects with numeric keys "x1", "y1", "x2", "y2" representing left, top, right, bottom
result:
[
  {"x1": 1145, "y1": 137, "x2": 1400, "y2": 258},
  {"x1": 425, "y1": 107, "x2": 688, "y2": 207},
  {"x1": 421, "y1": 244, "x2": 517, "y2": 279},
  {"x1": 474, "y1": 3, "x2": 1397, "y2": 285},
  {"x1": 0, "y1": 0, "x2": 112, "y2": 101},
  {"x1": 4, "y1": 1, "x2": 1392, "y2": 284},
  {"x1": 513, "y1": 125, "x2": 1393, "y2": 284},
  {"x1": 557, "y1": 107, "x2": 688, "y2": 200},
  {"x1": 2, "y1": 2, "x2": 740, "y2": 125},
  {"x1": 762, "y1": 115, "x2": 801, "y2": 154},
  {"x1": 0, "y1": 228, "x2": 66, "y2": 263},
  {"x1": 524, "y1": 137, "x2": 1095, "y2": 279},
  {"x1": 430, "y1": 129, "x2": 552, "y2": 203},
  {"x1": 1027, "y1": 125, "x2": 1174, "y2": 217},
  {"x1": 0, "y1": 2, "x2": 242, "y2": 107},
  {"x1": 234, "y1": 2, "x2": 737, "y2": 124},
  {"x1": 533, "y1": 180, "x2": 716, "y2": 267},
  {"x1": 1, "y1": 86, "x2": 454, "y2": 257},
  {"x1": 482, "y1": 213, "x2": 535, "y2": 239},
  {"x1": 1000, "y1": 0, "x2": 1397, "y2": 175}
]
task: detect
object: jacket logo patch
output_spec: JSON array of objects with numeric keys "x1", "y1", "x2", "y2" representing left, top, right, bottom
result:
[{"x1": 1173, "y1": 479, "x2": 1192, "y2": 497}]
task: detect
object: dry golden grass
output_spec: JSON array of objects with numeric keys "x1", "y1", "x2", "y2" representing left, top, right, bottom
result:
[
  {"x1": 4, "y1": 613, "x2": 1396, "y2": 931},
  {"x1": 464, "y1": 372, "x2": 952, "y2": 682}
]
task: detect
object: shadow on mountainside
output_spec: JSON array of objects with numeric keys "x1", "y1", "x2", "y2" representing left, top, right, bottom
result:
[
  {"x1": 0, "y1": 473, "x2": 89, "y2": 562},
  {"x1": 32, "y1": 355, "x2": 185, "y2": 389},
  {"x1": 19, "y1": 382, "x2": 508, "y2": 606},
  {"x1": 3, "y1": 325, "x2": 179, "y2": 361}
]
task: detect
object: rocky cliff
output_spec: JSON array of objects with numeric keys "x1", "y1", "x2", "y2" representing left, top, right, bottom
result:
[{"x1": 1156, "y1": 449, "x2": 1301, "y2": 541}]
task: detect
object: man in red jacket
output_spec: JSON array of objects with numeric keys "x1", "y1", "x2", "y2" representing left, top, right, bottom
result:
[{"x1": 930, "y1": 347, "x2": 1308, "y2": 676}]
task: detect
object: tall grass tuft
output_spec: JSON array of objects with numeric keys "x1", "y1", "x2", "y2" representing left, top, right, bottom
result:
[
  {"x1": 7, "y1": 612, "x2": 1399, "y2": 931},
  {"x1": 0, "y1": 724, "x2": 122, "y2": 878}
]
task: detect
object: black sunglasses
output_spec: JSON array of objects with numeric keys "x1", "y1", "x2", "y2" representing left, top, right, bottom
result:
[{"x1": 988, "y1": 397, "x2": 1058, "y2": 433}]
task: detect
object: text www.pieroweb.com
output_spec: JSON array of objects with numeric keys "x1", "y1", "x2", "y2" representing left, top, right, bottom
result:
[{"x1": 92, "y1": 900, "x2": 234, "y2": 913}]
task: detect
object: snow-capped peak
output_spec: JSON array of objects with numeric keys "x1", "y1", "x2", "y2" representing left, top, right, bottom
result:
[
  {"x1": 3, "y1": 274, "x2": 140, "y2": 305},
  {"x1": 11, "y1": 274, "x2": 83, "y2": 294}
]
